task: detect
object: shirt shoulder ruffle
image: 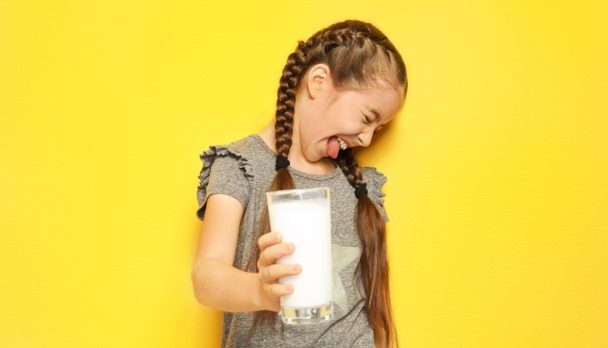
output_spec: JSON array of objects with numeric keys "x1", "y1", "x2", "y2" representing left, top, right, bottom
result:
[
  {"x1": 361, "y1": 166, "x2": 389, "y2": 222},
  {"x1": 196, "y1": 137, "x2": 255, "y2": 220}
]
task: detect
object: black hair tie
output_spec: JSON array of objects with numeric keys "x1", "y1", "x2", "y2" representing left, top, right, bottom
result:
[
  {"x1": 275, "y1": 155, "x2": 290, "y2": 171},
  {"x1": 355, "y1": 183, "x2": 368, "y2": 199}
]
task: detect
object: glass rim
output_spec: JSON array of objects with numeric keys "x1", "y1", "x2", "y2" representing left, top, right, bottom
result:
[{"x1": 266, "y1": 187, "x2": 330, "y2": 201}]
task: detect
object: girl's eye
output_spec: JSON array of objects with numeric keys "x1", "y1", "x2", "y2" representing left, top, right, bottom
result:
[{"x1": 363, "y1": 114, "x2": 372, "y2": 124}]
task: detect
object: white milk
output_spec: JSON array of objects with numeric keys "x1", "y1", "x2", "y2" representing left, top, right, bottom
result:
[{"x1": 267, "y1": 197, "x2": 332, "y2": 309}]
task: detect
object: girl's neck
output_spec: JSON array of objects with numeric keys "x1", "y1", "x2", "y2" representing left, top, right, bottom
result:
[{"x1": 258, "y1": 122, "x2": 337, "y2": 175}]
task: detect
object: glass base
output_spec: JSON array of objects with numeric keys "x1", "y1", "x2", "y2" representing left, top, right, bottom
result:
[{"x1": 280, "y1": 302, "x2": 333, "y2": 325}]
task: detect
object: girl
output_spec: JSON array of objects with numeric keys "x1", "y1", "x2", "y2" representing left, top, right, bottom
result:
[{"x1": 192, "y1": 19, "x2": 408, "y2": 347}]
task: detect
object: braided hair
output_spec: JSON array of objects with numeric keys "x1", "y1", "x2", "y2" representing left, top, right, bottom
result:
[{"x1": 241, "y1": 19, "x2": 408, "y2": 348}]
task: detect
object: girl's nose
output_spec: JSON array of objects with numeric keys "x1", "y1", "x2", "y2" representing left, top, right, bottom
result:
[{"x1": 357, "y1": 130, "x2": 374, "y2": 147}]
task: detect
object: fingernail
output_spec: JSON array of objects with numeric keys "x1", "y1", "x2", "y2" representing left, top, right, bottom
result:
[
  {"x1": 293, "y1": 265, "x2": 301, "y2": 272},
  {"x1": 286, "y1": 243, "x2": 294, "y2": 251}
]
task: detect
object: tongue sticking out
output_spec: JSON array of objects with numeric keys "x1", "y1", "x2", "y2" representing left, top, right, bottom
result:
[{"x1": 327, "y1": 136, "x2": 340, "y2": 159}]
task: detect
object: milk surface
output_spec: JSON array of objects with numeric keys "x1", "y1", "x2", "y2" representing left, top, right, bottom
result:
[{"x1": 267, "y1": 197, "x2": 332, "y2": 308}]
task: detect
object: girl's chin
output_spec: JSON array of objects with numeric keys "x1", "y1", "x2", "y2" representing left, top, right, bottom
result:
[
  {"x1": 301, "y1": 141, "x2": 332, "y2": 162},
  {"x1": 303, "y1": 150, "x2": 325, "y2": 163}
]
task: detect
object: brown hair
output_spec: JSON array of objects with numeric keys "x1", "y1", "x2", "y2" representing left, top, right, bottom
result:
[{"x1": 242, "y1": 19, "x2": 407, "y2": 347}]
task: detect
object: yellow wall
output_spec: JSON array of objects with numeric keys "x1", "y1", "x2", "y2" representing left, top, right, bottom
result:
[{"x1": 1, "y1": 0, "x2": 607, "y2": 347}]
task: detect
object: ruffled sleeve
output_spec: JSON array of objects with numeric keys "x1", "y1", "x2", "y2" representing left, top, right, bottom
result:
[
  {"x1": 361, "y1": 167, "x2": 389, "y2": 222},
  {"x1": 196, "y1": 144, "x2": 254, "y2": 221}
]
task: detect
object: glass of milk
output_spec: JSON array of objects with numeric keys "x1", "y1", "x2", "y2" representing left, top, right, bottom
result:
[{"x1": 266, "y1": 187, "x2": 333, "y2": 324}]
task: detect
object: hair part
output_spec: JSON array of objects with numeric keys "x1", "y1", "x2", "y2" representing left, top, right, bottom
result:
[{"x1": 236, "y1": 19, "x2": 407, "y2": 348}]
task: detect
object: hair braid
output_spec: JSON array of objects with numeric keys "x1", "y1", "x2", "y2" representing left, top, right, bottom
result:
[
  {"x1": 336, "y1": 148, "x2": 397, "y2": 347},
  {"x1": 242, "y1": 38, "x2": 317, "y2": 344},
  {"x1": 335, "y1": 148, "x2": 365, "y2": 187},
  {"x1": 274, "y1": 41, "x2": 307, "y2": 157}
]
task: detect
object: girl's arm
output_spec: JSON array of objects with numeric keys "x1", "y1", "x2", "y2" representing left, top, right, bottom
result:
[{"x1": 191, "y1": 194, "x2": 299, "y2": 312}]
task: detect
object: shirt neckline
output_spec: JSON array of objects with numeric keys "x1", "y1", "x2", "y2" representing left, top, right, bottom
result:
[{"x1": 250, "y1": 133, "x2": 341, "y2": 181}]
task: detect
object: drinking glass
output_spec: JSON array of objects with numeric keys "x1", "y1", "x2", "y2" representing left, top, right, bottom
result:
[{"x1": 266, "y1": 187, "x2": 333, "y2": 324}]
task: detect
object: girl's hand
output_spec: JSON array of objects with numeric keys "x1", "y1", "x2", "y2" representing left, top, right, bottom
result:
[{"x1": 255, "y1": 231, "x2": 302, "y2": 312}]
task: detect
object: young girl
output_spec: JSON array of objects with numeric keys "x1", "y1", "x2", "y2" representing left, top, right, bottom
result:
[{"x1": 192, "y1": 19, "x2": 408, "y2": 347}]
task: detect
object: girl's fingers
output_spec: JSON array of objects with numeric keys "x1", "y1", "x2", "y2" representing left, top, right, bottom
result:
[
  {"x1": 258, "y1": 242, "x2": 295, "y2": 268},
  {"x1": 261, "y1": 263, "x2": 302, "y2": 283},
  {"x1": 257, "y1": 231, "x2": 282, "y2": 251},
  {"x1": 256, "y1": 231, "x2": 299, "y2": 310},
  {"x1": 266, "y1": 283, "x2": 294, "y2": 298}
]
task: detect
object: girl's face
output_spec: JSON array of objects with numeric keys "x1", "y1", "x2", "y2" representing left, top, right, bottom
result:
[{"x1": 296, "y1": 66, "x2": 404, "y2": 163}]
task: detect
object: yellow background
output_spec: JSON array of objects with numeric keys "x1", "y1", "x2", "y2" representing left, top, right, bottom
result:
[{"x1": 1, "y1": 0, "x2": 607, "y2": 347}]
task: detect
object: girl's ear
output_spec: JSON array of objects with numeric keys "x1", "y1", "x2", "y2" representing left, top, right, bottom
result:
[{"x1": 305, "y1": 63, "x2": 331, "y2": 100}]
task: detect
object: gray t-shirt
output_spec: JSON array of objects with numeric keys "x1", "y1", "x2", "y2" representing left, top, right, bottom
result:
[{"x1": 196, "y1": 134, "x2": 389, "y2": 348}]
